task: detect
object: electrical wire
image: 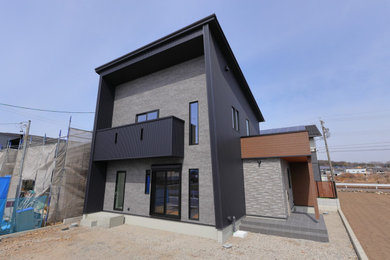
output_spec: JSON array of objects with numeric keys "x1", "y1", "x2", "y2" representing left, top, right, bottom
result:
[{"x1": 0, "y1": 102, "x2": 94, "y2": 114}]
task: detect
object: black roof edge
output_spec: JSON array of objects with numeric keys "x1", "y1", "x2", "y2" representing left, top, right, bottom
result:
[
  {"x1": 95, "y1": 14, "x2": 264, "y2": 122},
  {"x1": 207, "y1": 17, "x2": 264, "y2": 122},
  {"x1": 95, "y1": 14, "x2": 216, "y2": 74},
  {"x1": 241, "y1": 129, "x2": 309, "y2": 138}
]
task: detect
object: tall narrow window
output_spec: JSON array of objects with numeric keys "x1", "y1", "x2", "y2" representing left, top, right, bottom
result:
[
  {"x1": 145, "y1": 170, "x2": 151, "y2": 194},
  {"x1": 114, "y1": 171, "x2": 126, "y2": 211},
  {"x1": 287, "y1": 168, "x2": 292, "y2": 188},
  {"x1": 232, "y1": 107, "x2": 239, "y2": 131},
  {"x1": 189, "y1": 169, "x2": 199, "y2": 220},
  {"x1": 246, "y1": 119, "x2": 250, "y2": 136},
  {"x1": 189, "y1": 101, "x2": 199, "y2": 145}
]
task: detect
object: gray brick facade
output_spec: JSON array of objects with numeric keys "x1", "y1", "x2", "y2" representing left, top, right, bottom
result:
[
  {"x1": 103, "y1": 56, "x2": 215, "y2": 226},
  {"x1": 243, "y1": 158, "x2": 288, "y2": 219}
]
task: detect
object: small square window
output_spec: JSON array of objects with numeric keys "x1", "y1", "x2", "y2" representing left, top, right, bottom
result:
[{"x1": 136, "y1": 110, "x2": 159, "y2": 123}]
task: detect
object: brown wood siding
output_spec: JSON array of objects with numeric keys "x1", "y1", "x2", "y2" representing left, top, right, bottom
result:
[
  {"x1": 290, "y1": 162, "x2": 316, "y2": 206},
  {"x1": 317, "y1": 181, "x2": 337, "y2": 198},
  {"x1": 241, "y1": 132, "x2": 311, "y2": 159}
]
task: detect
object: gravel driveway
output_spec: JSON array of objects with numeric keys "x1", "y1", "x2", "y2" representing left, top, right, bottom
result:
[{"x1": 0, "y1": 211, "x2": 356, "y2": 259}]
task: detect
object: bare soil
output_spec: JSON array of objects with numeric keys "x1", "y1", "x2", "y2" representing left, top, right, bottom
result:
[
  {"x1": 339, "y1": 191, "x2": 390, "y2": 260},
  {"x1": 335, "y1": 172, "x2": 390, "y2": 184},
  {"x1": 0, "y1": 211, "x2": 356, "y2": 260}
]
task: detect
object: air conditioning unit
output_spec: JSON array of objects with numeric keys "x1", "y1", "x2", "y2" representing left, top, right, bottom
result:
[{"x1": 310, "y1": 147, "x2": 317, "y2": 152}]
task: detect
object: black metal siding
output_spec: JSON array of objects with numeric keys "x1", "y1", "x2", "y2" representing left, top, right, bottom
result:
[
  {"x1": 204, "y1": 25, "x2": 260, "y2": 229},
  {"x1": 93, "y1": 117, "x2": 184, "y2": 161},
  {"x1": 84, "y1": 77, "x2": 112, "y2": 214}
]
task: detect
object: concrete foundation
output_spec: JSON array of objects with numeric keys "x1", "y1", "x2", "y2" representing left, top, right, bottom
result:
[
  {"x1": 81, "y1": 212, "x2": 125, "y2": 228},
  {"x1": 294, "y1": 206, "x2": 315, "y2": 214},
  {"x1": 82, "y1": 211, "x2": 236, "y2": 243},
  {"x1": 317, "y1": 198, "x2": 340, "y2": 212}
]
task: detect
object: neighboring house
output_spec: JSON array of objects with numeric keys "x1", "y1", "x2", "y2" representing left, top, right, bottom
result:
[
  {"x1": 83, "y1": 15, "x2": 327, "y2": 242},
  {"x1": 0, "y1": 132, "x2": 56, "y2": 150},
  {"x1": 346, "y1": 168, "x2": 367, "y2": 174},
  {"x1": 0, "y1": 132, "x2": 22, "y2": 150}
]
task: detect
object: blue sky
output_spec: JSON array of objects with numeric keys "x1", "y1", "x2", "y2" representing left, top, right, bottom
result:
[{"x1": 0, "y1": 1, "x2": 389, "y2": 162}]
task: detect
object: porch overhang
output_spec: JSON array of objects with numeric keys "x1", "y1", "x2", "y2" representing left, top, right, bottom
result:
[
  {"x1": 240, "y1": 131, "x2": 311, "y2": 159},
  {"x1": 240, "y1": 130, "x2": 320, "y2": 220}
]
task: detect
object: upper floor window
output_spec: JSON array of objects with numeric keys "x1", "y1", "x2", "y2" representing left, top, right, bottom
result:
[
  {"x1": 189, "y1": 101, "x2": 199, "y2": 145},
  {"x1": 246, "y1": 119, "x2": 250, "y2": 136},
  {"x1": 232, "y1": 107, "x2": 239, "y2": 131},
  {"x1": 136, "y1": 110, "x2": 159, "y2": 123}
]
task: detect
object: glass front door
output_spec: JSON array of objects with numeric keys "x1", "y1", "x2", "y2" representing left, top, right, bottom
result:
[{"x1": 150, "y1": 168, "x2": 181, "y2": 219}]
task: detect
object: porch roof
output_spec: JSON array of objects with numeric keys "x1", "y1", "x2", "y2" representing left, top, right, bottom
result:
[{"x1": 240, "y1": 131, "x2": 311, "y2": 159}]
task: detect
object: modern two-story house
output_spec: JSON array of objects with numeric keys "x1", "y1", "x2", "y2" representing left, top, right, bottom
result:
[
  {"x1": 83, "y1": 14, "x2": 327, "y2": 242},
  {"x1": 83, "y1": 14, "x2": 264, "y2": 241}
]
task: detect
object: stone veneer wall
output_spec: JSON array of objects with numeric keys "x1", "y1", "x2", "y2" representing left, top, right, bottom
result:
[
  {"x1": 103, "y1": 56, "x2": 215, "y2": 226},
  {"x1": 243, "y1": 158, "x2": 288, "y2": 218}
]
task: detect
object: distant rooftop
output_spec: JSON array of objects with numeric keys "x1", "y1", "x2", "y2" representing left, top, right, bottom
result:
[{"x1": 260, "y1": 125, "x2": 322, "y2": 138}]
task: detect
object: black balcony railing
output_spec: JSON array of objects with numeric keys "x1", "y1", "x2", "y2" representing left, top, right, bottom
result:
[{"x1": 93, "y1": 116, "x2": 184, "y2": 161}]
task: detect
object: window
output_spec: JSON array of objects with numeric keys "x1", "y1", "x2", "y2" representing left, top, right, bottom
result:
[
  {"x1": 232, "y1": 107, "x2": 239, "y2": 131},
  {"x1": 189, "y1": 101, "x2": 199, "y2": 145},
  {"x1": 150, "y1": 167, "x2": 181, "y2": 219},
  {"x1": 114, "y1": 171, "x2": 126, "y2": 211},
  {"x1": 21, "y1": 180, "x2": 35, "y2": 197},
  {"x1": 145, "y1": 170, "x2": 151, "y2": 194},
  {"x1": 246, "y1": 119, "x2": 250, "y2": 136},
  {"x1": 287, "y1": 168, "x2": 292, "y2": 188},
  {"x1": 136, "y1": 110, "x2": 159, "y2": 122},
  {"x1": 189, "y1": 169, "x2": 199, "y2": 220}
]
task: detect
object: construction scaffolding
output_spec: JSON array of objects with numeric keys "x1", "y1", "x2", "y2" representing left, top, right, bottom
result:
[{"x1": 0, "y1": 125, "x2": 92, "y2": 234}]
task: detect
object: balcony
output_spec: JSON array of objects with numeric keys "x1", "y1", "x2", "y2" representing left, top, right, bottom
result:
[{"x1": 93, "y1": 116, "x2": 184, "y2": 161}]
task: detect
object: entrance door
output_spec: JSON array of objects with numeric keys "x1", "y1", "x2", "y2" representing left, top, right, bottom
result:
[{"x1": 150, "y1": 167, "x2": 181, "y2": 219}]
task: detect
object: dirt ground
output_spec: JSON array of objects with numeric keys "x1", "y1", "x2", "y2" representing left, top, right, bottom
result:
[
  {"x1": 339, "y1": 191, "x2": 390, "y2": 260},
  {"x1": 0, "y1": 211, "x2": 355, "y2": 260}
]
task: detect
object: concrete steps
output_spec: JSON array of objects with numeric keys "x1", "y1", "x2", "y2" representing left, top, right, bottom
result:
[
  {"x1": 240, "y1": 214, "x2": 329, "y2": 242},
  {"x1": 81, "y1": 212, "x2": 125, "y2": 228}
]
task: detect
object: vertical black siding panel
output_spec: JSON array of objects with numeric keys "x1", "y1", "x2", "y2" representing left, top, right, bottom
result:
[
  {"x1": 203, "y1": 24, "x2": 224, "y2": 229},
  {"x1": 84, "y1": 77, "x2": 113, "y2": 213},
  {"x1": 207, "y1": 28, "x2": 259, "y2": 229},
  {"x1": 93, "y1": 117, "x2": 184, "y2": 161}
]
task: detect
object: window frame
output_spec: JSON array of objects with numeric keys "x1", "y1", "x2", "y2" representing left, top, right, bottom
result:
[
  {"x1": 113, "y1": 171, "x2": 126, "y2": 211},
  {"x1": 287, "y1": 168, "x2": 292, "y2": 189},
  {"x1": 189, "y1": 101, "x2": 199, "y2": 145},
  {"x1": 232, "y1": 107, "x2": 240, "y2": 131},
  {"x1": 145, "y1": 170, "x2": 151, "y2": 194},
  {"x1": 136, "y1": 109, "x2": 160, "y2": 123},
  {"x1": 246, "y1": 119, "x2": 250, "y2": 136},
  {"x1": 188, "y1": 168, "x2": 199, "y2": 220}
]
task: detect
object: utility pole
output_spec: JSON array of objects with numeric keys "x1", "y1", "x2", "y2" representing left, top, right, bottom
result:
[
  {"x1": 12, "y1": 120, "x2": 31, "y2": 232},
  {"x1": 320, "y1": 120, "x2": 335, "y2": 182}
]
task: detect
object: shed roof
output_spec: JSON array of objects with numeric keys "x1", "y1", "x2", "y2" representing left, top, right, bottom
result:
[
  {"x1": 94, "y1": 14, "x2": 264, "y2": 122},
  {"x1": 259, "y1": 124, "x2": 322, "y2": 138}
]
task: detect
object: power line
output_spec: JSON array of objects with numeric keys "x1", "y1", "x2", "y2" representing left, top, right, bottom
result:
[
  {"x1": 0, "y1": 102, "x2": 95, "y2": 114},
  {"x1": 318, "y1": 148, "x2": 390, "y2": 153},
  {"x1": 0, "y1": 122, "x2": 22, "y2": 125},
  {"x1": 317, "y1": 141, "x2": 390, "y2": 148}
]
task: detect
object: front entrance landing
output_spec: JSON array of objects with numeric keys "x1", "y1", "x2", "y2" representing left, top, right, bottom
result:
[{"x1": 240, "y1": 212, "x2": 329, "y2": 242}]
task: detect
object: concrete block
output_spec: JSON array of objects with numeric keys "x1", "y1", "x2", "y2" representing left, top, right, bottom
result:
[
  {"x1": 82, "y1": 212, "x2": 124, "y2": 228},
  {"x1": 80, "y1": 219, "x2": 97, "y2": 228},
  {"x1": 63, "y1": 216, "x2": 82, "y2": 225}
]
